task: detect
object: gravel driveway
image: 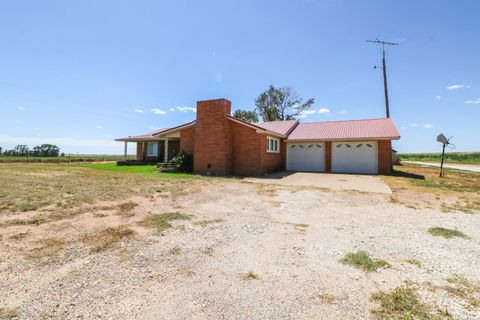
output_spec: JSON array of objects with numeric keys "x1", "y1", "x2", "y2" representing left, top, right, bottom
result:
[{"x1": 1, "y1": 180, "x2": 479, "y2": 319}]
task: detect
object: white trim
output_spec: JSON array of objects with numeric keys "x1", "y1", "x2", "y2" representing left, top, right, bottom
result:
[{"x1": 266, "y1": 136, "x2": 280, "y2": 153}]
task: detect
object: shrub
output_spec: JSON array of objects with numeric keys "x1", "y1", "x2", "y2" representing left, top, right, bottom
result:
[{"x1": 171, "y1": 153, "x2": 194, "y2": 173}]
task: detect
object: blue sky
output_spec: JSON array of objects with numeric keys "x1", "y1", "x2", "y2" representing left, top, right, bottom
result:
[{"x1": 0, "y1": 0, "x2": 479, "y2": 154}]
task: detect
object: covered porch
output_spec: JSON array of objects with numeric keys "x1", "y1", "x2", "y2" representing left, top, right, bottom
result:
[{"x1": 117, "y1": 139, "x2": 180, "y2": 164}]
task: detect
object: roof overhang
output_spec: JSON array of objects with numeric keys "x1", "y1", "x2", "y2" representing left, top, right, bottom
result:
[
  {"x1": 153, "y1": 120, "x2": 196, "y2": 137},
  {"x1": 227, "y1": 115, "x2": 286, "y2": 138}
]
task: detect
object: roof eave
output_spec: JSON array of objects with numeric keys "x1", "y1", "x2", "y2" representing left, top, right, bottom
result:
[{"x1": 153, "y1": 120, "x2": 196, "y2": 137}]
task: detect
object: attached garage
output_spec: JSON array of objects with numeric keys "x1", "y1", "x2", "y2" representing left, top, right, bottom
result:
[
  {"x1": 332, "y1": 141, "x2": 378, "y2": 174},
  {"x1": 286, "y1": 142, "x2": 325, "y2": 172}
]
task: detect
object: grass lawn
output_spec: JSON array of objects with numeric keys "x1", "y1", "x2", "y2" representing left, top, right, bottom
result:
[
  {"x1": 398, "y1": 152, "x2": 480, "y2": 164},
  {"x1": 0, "y1": 163, "x2": 206, "y2": 216},
  {"x1": 383, "y1": 163, "x2": 480, "y2": 213},
  {"x1": 82, "y1": 163, "x2": 197, "y2": 179}
]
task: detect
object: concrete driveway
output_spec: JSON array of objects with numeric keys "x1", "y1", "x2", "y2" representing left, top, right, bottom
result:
[{"x1": 245, "y1": 171, "x2": 392, "y2": 194}]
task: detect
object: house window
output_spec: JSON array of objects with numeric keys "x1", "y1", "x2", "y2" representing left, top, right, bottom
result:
[
  {"x1": 266, "y1": 136, "x2": 280, "y2": 153},
  {"x1": 146, "y1": 142, "x2": 158, "y2": 157}
]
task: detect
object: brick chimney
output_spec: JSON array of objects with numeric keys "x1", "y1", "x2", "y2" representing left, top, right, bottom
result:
[{"x1": 193, "y1": 99, "x2": 232, "y2": 175}]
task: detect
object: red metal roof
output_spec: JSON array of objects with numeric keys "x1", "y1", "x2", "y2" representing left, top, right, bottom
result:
[
  {"x1": 287, "y1": 118, "x2": 400, "y2": 141},
  {"x1": 115, "y1": 129, "x2": 167, "y2": 142},
  {"x1": 256, "y1": 120, "x2": 298, "y2": 136}
]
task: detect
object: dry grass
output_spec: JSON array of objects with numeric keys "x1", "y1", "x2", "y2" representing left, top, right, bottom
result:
[
  {"x1": 138, "y1": 212, "x2": 191, "y2": 232},
  {"x1": 405, "y1": 258, "x2": 422, "y2": 267},
  {"x1": 383, "y1": 164, "x2": 480, "y2": 213},
  {"x1": 9, "y1": 232, "x2": 30, "y2": 241},
  {"x1": 428, "y1": 227, "x2": 469, "y2": 239},
  {"x1": 255, "y1": 184, "x2": 278, "y2": 197},
  {"x1": 116, "y1": 201, "x2": 139, "y2": 217},
  {"x1": 81, "y1": 226, "x2": 135, "y2": 253},
  {"x1": 194, "y1": 219, "x2": 223, "y2": 226},
  {"x1": 340, "y1": 251, "x2": 390, "y2": 272},
  {"x1": 428, "y1": 275, "x2": 480, "y2": 308},
  {"x1": 371, "y1": 285, "x2": 450, "y2": 320},
  {"x1": 318, "y1": 293, "x2": 339, "y2": 304},
  {"x1": 0, "y1": 307, "x2": 20, "y2": 319},
  {"x1": 26, "y1": 238, "x2": 66, "y2": 264},
  {"x1": 0, "y1": 164, "x2": 198, "y2": 215},
  {"x1": 242, "y1": 271, "x2": 259, "y2": 281}
]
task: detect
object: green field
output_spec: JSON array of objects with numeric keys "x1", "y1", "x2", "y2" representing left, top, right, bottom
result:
[
  {"x1": 398, "y1": 152, "x2": 480, "y2": 164},
  {"x1": 0, "y1": 155, "x2": 130, "y2": 163}
]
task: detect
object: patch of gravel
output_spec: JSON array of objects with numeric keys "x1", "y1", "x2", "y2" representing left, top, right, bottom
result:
[{"x1": 1, "y1": 181, "x2": 480, "y2": 319}]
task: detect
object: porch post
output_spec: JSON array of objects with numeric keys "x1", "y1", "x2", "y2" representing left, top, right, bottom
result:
[
  {"x1": 142, "y1": 142, "x2": 145, "y2": 161},
  {"x1": 164, "y1": 139, "x2": 169, "y2": 163},
  {"x1": 124, "y1": 141, "x2": 128, "y2": 160}
]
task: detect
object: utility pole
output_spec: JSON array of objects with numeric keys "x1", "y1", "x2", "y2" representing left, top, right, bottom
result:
[{"x1": 367, "y1": 39, "x2": 399, "y2": 118}]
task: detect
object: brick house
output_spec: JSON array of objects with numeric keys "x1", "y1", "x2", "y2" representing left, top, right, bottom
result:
[{"x1": 116, "y1": 98, "x2": 400, "y2": 175}]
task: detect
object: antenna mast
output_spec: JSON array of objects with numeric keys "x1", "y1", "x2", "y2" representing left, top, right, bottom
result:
[{"x1": 367, "y1": 39, "x2": 398, "y2": 118}]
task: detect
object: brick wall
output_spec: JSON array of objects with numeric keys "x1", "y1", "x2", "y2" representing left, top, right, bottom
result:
[
  {"x1": 180, "y1": 126, "x2": 195, "y2": 155},
  {"x1": 325, "y1": 141, "x2": 332, "y2": 173},
  {"x1": 259, "y1": 135, "x2": 284, "y2": 173},
  {"x1": 230, "y1": 121, "x2": 262, "y2": 176},
  {"x1": 136, "y1": 142, "x2": 143, "y2": 161},
  {"x1": 193, "y1": 99, "x2": 232, "y2": 175},
  {"x1": 378, "y1": 140, "x2": 393, "y2": 174}
]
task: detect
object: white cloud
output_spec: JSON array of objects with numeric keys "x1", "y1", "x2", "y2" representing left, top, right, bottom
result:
[
  {"x1": 134, "y1": 109, "x2": 144, "y2": 113},
  {"x1": 424, "y1": 124, "x2": 433, "y2": 129},
  {"x1": 434, "y1": 96, "x2": 442, "y2": 101},
  {"x1": 318, "y1": 108, "x2": 330, "y2": 114},
  {"x1": 447, "y1": 84, "x2": 465, "y2": 90},
  {"x1": 96, "y1": 125, "x2": 103, "y2": 129},
  {"x1": 300, "y1": 110, "x2": 316, "y2": 115},
  {"x1": 169, "y1": 108, "x2": 175, "y2": 112},
  {"x1": 151, "y1": 108, "x2": 167, "y2": 115},
  {"x1": 464, "y1": 98, "x2": 480, "y2": 105},
  {"x1": 339, "y1": 110, "x2": 347, "y2": 114},
  {"x1": 16, "y1": 106, "x2": 26, "y2": 111},
  {"x1": 176, "y1": 106, "x2": 196, "y2": 113},
  {"x1": 410, "y1": 124, "x2": 417, "y2": 127}
]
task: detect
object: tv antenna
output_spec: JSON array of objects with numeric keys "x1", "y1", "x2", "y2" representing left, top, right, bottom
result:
[
  {"x1": 436, "y1": 134, "x2": 455, "y2": 177},
  {"x1": 367, "y1": 39, "x2": 399, "y2": 118}
]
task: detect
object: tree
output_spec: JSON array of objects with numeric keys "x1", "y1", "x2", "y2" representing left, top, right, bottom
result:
[
  {"x1": 14, "y1": 145, "x2": 29, "y2": 156},
  {"x1": 39, "y1": 144, "x2": 60, "y2": 157},
  {"x1": 0, "y1": 147, "x2": 2, "y2": 155},
  {"x1": 255, "y1": 85, "x2": 314, "y2": 121},
  {"x1": 233, "y1": 109, "x2": 258, "y2": 123}
]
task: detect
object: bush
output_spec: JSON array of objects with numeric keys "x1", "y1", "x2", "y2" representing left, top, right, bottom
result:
[{"x1": 170, "y1": 153, "x2": 194, "y2": 173}]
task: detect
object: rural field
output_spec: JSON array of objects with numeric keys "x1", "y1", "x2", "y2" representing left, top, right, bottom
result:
[{"x1": 1, "y1": 163, "x2": 480, "y2": 319}]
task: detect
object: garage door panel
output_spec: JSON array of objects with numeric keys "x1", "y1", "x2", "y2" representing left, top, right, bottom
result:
[
  {"x1": 332, "y1": 141, "x2": 377, "y2": 174},
  {"x1": 287, "y1": 142, "x2": 325, "y2": 172}
]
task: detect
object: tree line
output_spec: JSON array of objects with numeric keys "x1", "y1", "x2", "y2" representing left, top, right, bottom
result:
[
  {"x1": 233, "y1": 85, "x2": 315, "y2": 123},
  {"x1": 0, "y1": 144, "x2": 61, "y2": 157}
]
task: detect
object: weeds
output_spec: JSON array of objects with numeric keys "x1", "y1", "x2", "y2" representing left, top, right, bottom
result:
[
  {"x1": 371, "y1": 285, "x2": 448, "y2": 319},
  {"x1": 318, "y1": 293, "x2": 339, "y2": 304},
  {"x1": 138, "y1": 212, "x2": 191, "y2": 232},
  {"x1": 405, "y1": 258, "x2": 422, "y2": 267},
  {"x1": 116, "y1": 201, "x2": 139, "y2": 217},
  {"x1": 340, "y1": 251, "x2": 390, "y2": 272},
  {"x1": 169, "y1": 246, "x2": 182, "y2": 255},
  {"x1": 428, "y1": 227, "x2": 468, "y2": 239}
]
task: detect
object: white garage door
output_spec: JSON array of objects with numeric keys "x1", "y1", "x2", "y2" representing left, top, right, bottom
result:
[
  {"x1": 287, "y1": 142, "x2": 325, "y2": 172},
  {"x1": 332, "y1": 141, "x2": 377, "y2": 174}
]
